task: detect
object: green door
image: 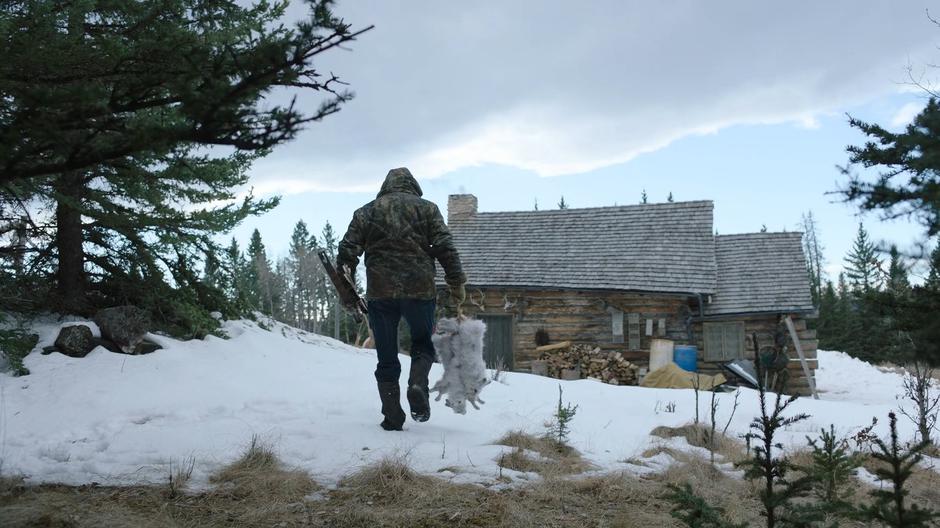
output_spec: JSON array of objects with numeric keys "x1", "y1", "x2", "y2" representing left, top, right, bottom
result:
[{"x1": 480, "y1": 315, "x2": 514, "y2": 370}]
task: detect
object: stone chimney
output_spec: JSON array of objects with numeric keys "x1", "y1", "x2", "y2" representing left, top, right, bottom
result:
[{"x1": 448, "y1": 194, "x2": 478, "y2": 223}]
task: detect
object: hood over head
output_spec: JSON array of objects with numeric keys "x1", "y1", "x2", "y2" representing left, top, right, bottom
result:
[{"x1": 377, "y1": 167, "x2": 423, "y2": 198}]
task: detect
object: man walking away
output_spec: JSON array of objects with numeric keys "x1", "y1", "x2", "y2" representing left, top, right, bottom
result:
[{"x1": 337, "y1": 167, "x2": 466, "y2": 431}]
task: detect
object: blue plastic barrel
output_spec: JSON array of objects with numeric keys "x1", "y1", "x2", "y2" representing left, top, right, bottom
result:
[{"x1": 673, "y1": 345, "x2": 698, "y2": 372}]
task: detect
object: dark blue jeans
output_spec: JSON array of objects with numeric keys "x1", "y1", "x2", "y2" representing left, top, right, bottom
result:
[{"x1": 368, "y1": 299, "x2": 436, "y2": 384}]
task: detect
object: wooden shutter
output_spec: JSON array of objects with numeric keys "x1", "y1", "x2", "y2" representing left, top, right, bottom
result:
[
  {"x1": 704, "y1": 323, "x2": 723, "y2": 361},
  {"x1": 722, "y1": 322, "x2": 745, "y2": 360},
  {"x1": 703, "y1": 322, "x2": 745, "y2": 361},
  {"x1": 610, "y1": 308, "x2": 624, "y2": 344},
  {"x1": 628, "y1": 313, "x2": 640, "y2": 349}
]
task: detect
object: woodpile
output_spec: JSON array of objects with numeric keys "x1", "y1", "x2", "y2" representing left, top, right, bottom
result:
[{"x1": 534, "y1": 341, "x2": 640, "y2": 386}]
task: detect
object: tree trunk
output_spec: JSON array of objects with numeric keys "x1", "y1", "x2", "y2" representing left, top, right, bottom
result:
[{"x1": 55, "y1": 172, "x2": 86, "y2": 313}]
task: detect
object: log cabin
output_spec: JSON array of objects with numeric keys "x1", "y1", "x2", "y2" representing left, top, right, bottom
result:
[{"x1": 436, "y1": 194, "x2": 818, "y2": 395}]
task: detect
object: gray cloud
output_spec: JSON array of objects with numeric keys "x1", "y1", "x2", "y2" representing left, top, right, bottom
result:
[{"x1": 247, "y1": 0, "x2": 939, "y2": 194}]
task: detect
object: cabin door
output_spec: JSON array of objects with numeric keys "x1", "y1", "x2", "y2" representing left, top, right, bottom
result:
[{"x1": 479, "y1": 315, "x2": 514, "y2": 370}]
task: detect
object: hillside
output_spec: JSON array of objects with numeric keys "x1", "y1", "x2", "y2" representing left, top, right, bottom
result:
[{"x1": 0, "y1": 316, "x2": 926, "y2": 489}]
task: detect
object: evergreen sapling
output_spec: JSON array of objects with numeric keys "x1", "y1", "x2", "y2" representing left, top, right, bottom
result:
[
  {"x1": 545, "y1": 385, "x2": 578, "y2": 448},
  {"x1": 804, "y1": 425, "x2": 860, "y2": 517},
  {"x1": 858, "y1": 412, "x2": 938, "y2": 527},
  {"x1": 738, "y1": 333, "x2": 816, "y2": 528},
  {"x1": 665, "y1": 483, "x2": 747, "y2": 528}
]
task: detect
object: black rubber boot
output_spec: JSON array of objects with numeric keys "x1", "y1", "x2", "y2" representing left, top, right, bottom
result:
[
  {"x1": 407, "y1": 356, "x2": 432, "y2": 422},
  {"x1": 377, "y1": 381, "x2": 406, "y2": 431}
]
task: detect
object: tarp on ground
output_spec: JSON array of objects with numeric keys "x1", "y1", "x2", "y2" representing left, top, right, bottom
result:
[{"x1": 640, "y1": 363, "x2": 726, "y2": 390}]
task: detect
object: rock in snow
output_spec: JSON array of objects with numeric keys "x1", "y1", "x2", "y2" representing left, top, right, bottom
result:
[
  {"x1": 53, "y1": 325, "x2": 94, "y2": 358},
  {"x1": 93, "y1": 306, "x2": 149, "y2": 354}
]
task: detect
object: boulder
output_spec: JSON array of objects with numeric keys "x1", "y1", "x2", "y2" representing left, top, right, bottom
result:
[
  {"x1": 93, "y1": 306, "x2": 150, "y2": 354},
  {"x1": 53, "y1": 325, "x2": 95, "y2": 358}
]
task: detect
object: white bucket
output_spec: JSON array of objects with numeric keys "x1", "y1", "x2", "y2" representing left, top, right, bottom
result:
[{"x1": 649, "y1": 338, "x2": 675, "y2": 373}]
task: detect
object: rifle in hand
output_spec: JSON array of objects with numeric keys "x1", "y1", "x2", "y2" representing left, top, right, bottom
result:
[{"x1": 317, "y1": 249, "x2": 368, "y2": 323}]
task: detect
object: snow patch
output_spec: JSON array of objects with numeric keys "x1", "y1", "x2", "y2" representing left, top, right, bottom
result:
[{"x1": 0, "y1": 322, "x2": 928, "y2": 488}]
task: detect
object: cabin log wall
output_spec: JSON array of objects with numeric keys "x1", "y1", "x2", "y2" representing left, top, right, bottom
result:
[{"x1": 438, "y1": 287, "x2": 817, "y2": 396}]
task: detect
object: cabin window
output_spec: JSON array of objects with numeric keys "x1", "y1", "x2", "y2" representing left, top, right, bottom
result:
[
  {"x1": 627, "y1": 313, "x2": 641, "y2": 349},
  {"x1": 703, "y1": 322, "x2": 745, "y2": 361},
  {"x1": 609, "y1": 308, "x2": 624, "y2": 344}
]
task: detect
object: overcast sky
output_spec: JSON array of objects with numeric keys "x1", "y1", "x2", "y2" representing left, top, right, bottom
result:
[{"x1": 233, "y1": 1, "x2": 940, "y2": 281}]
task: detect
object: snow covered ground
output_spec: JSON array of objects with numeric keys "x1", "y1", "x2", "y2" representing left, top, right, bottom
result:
[{"x1": 0, "y1": 317, "x2": 928, "y2": 488}]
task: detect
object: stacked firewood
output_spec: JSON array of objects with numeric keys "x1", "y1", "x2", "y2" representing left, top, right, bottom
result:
[{"x1": 536, "y1": 341, "x2": 640, "y2": 386}]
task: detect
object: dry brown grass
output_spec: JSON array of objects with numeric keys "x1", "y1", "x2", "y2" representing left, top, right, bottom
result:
[
  {"x1": 326, "y1": 456, "x2": 682, "y2": 527},
  {"x1": 339, "y1": 455, "x2": 421, "y2": 496},
  {"x1": 0, "y1": 475, "x2": 25, "y2": 495},
  {"x1": 640, "y1": 444, "x2": 680, "y2": 459},
  {"x1": 328, "y1": 456, "x2": 510, "y2": 527},
  {"x1": 17, "y1": 443, "x2": 939, "y2": 528},
  {"x1": 0, "y1": 456, "x2": 684, "y2": 528},
  {"x1": 167, "y1": 456, "x2": 194, "y2": 498},
  {"x1": 650, "y1": 423, "x2": 748, "y2": 464},
  {"x1": 858, "y1": 452, "x2": 940, "y2": 513},
  {"x1": 521, "y1": 473, "x2": 682, "y2": 527},
  {"x1": 208, "y1": 435, "x2": 316, "y2": 500},
  {"x1": 0, "y1": 436, "x2": 319, "y2": 528},
  {"x1": 766, "y1": 447, "x2": 940, "y2": 526},
  {"x1": 652, "y1": 455, "x2": 764, "y2": 526},
  {"x1": 493, "y1": 430, "x2": 592, "y2": 476}
]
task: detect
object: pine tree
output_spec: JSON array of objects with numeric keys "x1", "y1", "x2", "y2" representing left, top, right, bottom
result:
[
  {"x1": 534, "y1": 198, "x2": 539, "y2": 211},
  {"x1": 926, "y1": 242, "x2": 940, "y2": 292},
  {"x1": 738, "y1": 333, "x2": 815, "y2": 528},
  {"x1": 805, "y1": 425, "x2": 859, "y2": 516},
  {"x1": 843, "y1": 97, "x2": 940, "y2": 238},
  {"x1": 880, "y1": 245, "x2": 915, "y2": 361},
  {"x1": 858, "y1": 412, "x2": 938, "y2": 527},
  {"x1": 844, "y1": 223, "x2": 882, "y2": 293},
  {"x1": 667, "y1": 192, "x2": 675, "y2": 203},
  {"x1": 886, "y1": 245, "x2": 911, "y2": 295},
  {"x1": 287, "y1": 220, "x2": 318, "y2": 331},
  {"x1": 202, "y1": 247, "x2": 226, "y2": 293},
  {"x1": 224, "y1": 238, "x2": 249, "y2": 310},
  {"x1": 800, "y1": 211, "x2": 826, "y2": 305},
  {"x1": 665, "y1": 483, "x2": 747, "y2": 528},
  {"x1": 841, "y1": 93, "x2": 940, "y2": 367},
  {"x1": 246, "y1": 229, "x2": 266, "y2": 311},
  {"x1": 557, "y1": 196, "x2": 569, "y2": 210},
  {"x1": 816, "y1": 280, "x2": 841, "y2": 351},
  {"x1": 832, "y1": 271, "x2": 867, "y2": 357},
  {"x1": 544, "y1": 385, "x2": 578, "y2": 448},
  {"x1": 0, "y1": 1, "x2": 367, "y2": 329},
  {"x1": 641, "y1": 189, "x2": 648, "y2": 204},
  {"x1": 276, "y1": 255, "x2": 297, "y2": 326},
  {"x1": 0, "y1": 1, "x2": 367, "y2": 187},
  {"x1": 246, "y1": 229, "x2": 279, "y2": 316}
]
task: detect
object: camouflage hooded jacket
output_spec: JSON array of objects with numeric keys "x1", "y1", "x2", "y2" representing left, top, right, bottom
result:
[{"x1": 337, "y1": 168, "x2": 465, "y2": 300}]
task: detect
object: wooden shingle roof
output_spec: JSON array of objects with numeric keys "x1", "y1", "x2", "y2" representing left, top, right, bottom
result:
[
  {"x1": 443, "y1": 201, "x2": 719, "y2": 295},
  {"x1": 706, "y1": 232, "x2": 815, "y2": 315}
]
